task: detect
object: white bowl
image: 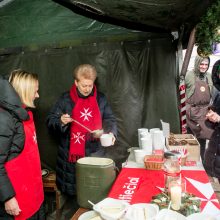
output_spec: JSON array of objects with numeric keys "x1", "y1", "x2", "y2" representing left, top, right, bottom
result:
[
  {"x1": 93, "y1": 198, "x2": 129, "y2": 220},
  {"x1": 41, "y1": 169, "x2": 49, "y2": 178},
  {"x1": 155, "y1": 209, "x2": 186, "y2": 220},
  {"x1": 124, "y1": 203, "x2": 159, "y2": 220},
  {"x1": 134, "y1": 149, "x2": 148, "y2": 164},
  {"x1": 187, "y1": 213, "x2": 217, "y2": 220},
  {"x1": 78, "y1": 210, "x2": 101, "y2": 220}
]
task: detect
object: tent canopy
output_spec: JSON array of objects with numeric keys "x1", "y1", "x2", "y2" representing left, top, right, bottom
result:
[
  {"x1": 0, "y1": 0, "x2": 214, "y2": 168},
  {"x1": 53, "y1": 0, "x2": 217, "y2": 47},
  {"x1": 0, "y1": 0, "x2": 159, "y2": 51},
  {"x1": 0, "y1": 0, "x2": 216, "y2": 51}
]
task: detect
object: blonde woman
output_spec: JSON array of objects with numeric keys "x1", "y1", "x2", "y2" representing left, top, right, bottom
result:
[{"x1": 0, "y1": 70, "x2": 45, "y2": 220}]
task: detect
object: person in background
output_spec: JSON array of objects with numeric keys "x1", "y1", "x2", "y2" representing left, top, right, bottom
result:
[
  {"x1": 46, "y1": 64, "x2": 117, "y2": 196},
  {"x1": 204, "y1": 59, "x2": 220, "y2": 180},
  {"x1": 0, "y1": 70, "x2": 45, "y2": 220},
  {"x1": 211, "y1": 59, "x2": 220, "y2": 100},
  {"x1": 185, "y1": 55, "x2": 213, "y2": 162}
]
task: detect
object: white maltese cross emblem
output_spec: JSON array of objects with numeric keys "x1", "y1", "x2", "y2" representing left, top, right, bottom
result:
[
  {"x1": 33, "y1": 132, "x2": 37, "y2": 144},
  {"x1": 71, "y1": 132, "x2": 85, "y2": 144},
  {"x1": 80, "y1": 108, "x2": 92, "y2": 121}
]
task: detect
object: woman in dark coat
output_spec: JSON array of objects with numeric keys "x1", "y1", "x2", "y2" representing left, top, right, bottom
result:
[
  {"x1": 204, "y1": 59, "x2": 220, "y2": 180},
  {"x1": 46, "y1": 64, "x2": 117, "y2": 196},
  {"x1": 0, "y1": 71, "x2": 45, "y2": 220}
]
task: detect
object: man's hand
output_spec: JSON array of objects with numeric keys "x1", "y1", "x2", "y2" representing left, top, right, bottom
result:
[{"x1": 5, "y1": 197, "x2": 21, "y2": 216}]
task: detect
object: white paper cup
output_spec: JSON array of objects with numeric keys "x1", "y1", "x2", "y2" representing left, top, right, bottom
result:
[
  {"x1": 138, "y1": 128, "x2": 148, "y2": 148},
  {"x1": 138, "y1": 128, "x2": 148, "y2": 135},
  {"x1": 100, "y1": 134, "x2": 113, "y2": 147},
  {"x1": 134, "y1": 149, "x2": 147, "y2": 164},
  {"x1": 152, "y1": 130, "x2": 165, "y2": 150},
  {"x1": 141, "y1": 136, "x2": 153, "y2": 154},
  {"x1": 149, "y1": 128, "x2": 160, "y2": 135}
]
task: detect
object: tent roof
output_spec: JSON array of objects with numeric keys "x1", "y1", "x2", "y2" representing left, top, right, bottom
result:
[
  {"x1": 0, "y1": 0, "x2": 168, "y2": 51},
  {"x1": 0, "y1": 0, "x2": 216, "y2": 51},
  {"x1": 54, "y1": 0, "x2": 217, "y2": 45}
]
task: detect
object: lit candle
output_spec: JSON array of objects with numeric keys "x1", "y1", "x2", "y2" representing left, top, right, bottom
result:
[{"x1": 170, "y1": 185, "x2": 182, "y2": 210}]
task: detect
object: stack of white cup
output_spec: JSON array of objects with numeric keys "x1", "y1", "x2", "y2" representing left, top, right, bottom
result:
[
  {"x1": 138, "y1": 128, "x2": 153, "y2": 155},
  {"x1": 138, "y1": 128, "x2": 148, "y2": 147},
  {"x1": 151, "y1": 129, "x2": 165, "y2": 150}
]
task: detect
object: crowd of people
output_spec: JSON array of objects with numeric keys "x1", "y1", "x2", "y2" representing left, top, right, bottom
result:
[{"x1": 0, "y1": 57, "x2": 220, "y2": 219}]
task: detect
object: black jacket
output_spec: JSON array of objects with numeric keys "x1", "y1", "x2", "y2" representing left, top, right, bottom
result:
[
  {"x1": 204, "y1": 93, "x2": 220, "y2": 178},
  {"x1": 0, "y1": 77, "x2": 29, "y2": 203},
  {"x1": 46, "y1": 90, "x2": 117, "y2": 195}
]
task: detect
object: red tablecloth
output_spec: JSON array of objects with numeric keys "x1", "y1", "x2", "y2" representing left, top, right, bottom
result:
[{"x1": 108, "y1": 168, "x2": 220, "y2": 213}]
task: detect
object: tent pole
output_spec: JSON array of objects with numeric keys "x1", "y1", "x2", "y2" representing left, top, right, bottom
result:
[
  {"x1": 180, "y1": 27, "x2": 196, "y2": 77},
  {"x1": 178, "y1": 27, "x2": 196, "y2": 134}
]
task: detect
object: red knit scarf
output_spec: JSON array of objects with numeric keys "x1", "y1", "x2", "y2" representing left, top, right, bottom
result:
[{"x1": 69, "y1": 84, "x2": 102, "y2": 162}]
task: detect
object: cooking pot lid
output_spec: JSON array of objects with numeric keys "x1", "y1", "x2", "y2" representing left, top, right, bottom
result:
[{"x1": 77, "y1": 157, "x2": 113, "y2": 166}]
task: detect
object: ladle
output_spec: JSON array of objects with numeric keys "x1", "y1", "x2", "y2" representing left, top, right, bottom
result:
[
  {"x1": 71, "y1": 118, "x2": 92, "y2": 132},
  {"x1": 71, "y1": 118, "x2": 103, "y2": 137}
]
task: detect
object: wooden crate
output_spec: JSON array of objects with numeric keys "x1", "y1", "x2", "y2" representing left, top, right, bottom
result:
[
  {"x1": 43, "y1": 172, "x2": 65, "y2": 210},
  {"x1": 166, "y1": 134, "x2": 200, "y2": 162}
]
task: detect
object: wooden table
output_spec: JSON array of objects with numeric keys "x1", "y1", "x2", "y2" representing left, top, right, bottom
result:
[{"x1": 70, "y1": 208, "x2": 89, "y2": 220}]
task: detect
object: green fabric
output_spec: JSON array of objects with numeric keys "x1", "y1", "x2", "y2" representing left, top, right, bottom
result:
[
  {"x1": 0, "y1": 0, "x2": 151, "y2": 50},
  {"x1": 0, "y1": 0, "x2": 180, "y2": 169},
  {"x1": 0, "y1": 37, "x2": 180, "y2": 169}
]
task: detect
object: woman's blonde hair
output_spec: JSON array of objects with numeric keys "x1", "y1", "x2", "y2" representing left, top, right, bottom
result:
[
  {"x1": 73, "y1": 64, "x2": 97, "y2": 81},
  {"x1": 9, "y1": 69, "x2": 38, "y2": 108}
]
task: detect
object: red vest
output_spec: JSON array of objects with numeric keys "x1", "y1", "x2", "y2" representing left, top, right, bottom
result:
[{"x1": 5, "y1": 111, "x2": 44, "y2": 220}]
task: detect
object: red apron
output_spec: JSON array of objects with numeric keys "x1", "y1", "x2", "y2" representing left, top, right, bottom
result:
[{"x1": 5, "y1": 111, "x2": 44, "y2": 220}]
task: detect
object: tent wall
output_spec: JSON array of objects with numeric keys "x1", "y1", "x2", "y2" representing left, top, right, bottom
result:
[{"x1": 0, "y1": 36, "x2": 180, "y2": 169}]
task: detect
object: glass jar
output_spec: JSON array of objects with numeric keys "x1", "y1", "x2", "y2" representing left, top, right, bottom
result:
[{"x1": 163, "y1": 151, "x2": 181, "y2": 192}]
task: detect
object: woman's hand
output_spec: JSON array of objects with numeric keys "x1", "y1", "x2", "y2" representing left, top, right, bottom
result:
[
  {"x1": 61, "y1": 114, "x2": 73, "y2": 126},
  {"x1": 206, "y1": 110, "x2": 220, "y2": 123},
  {"x1": 109, "y1": 132, "x2": 116, "y2": 145},
  {"x1": 5, "y1": 197, "x2": 21, "y2": 216}
]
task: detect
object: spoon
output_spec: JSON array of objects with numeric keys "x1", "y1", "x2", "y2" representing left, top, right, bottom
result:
[
  {"x1": 164, "y1": 201, "x2": 172, "y2": 220},
  {"x1": 88, "y1": 200, "x2": 95, "y2": 207}
]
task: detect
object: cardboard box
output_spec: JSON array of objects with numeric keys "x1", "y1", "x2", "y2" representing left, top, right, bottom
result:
[{"x1": 166, "y1": 134, "x2": 200, "y2": 162}]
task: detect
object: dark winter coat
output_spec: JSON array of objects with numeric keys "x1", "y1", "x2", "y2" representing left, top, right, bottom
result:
[
  {"x1": 46, "y1": 90, "x2": 117, "y2": 196},
  {"x1": 204, "y1": 93, "x2": 220, "y2": 178},
  {"x1": 0, "y1": 77, "x2": 29, "y2": 213}
]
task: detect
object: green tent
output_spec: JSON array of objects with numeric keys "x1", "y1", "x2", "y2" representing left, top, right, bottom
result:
[{"x1": 0, "y1": 0, "x2": 213, "y2": 168}]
